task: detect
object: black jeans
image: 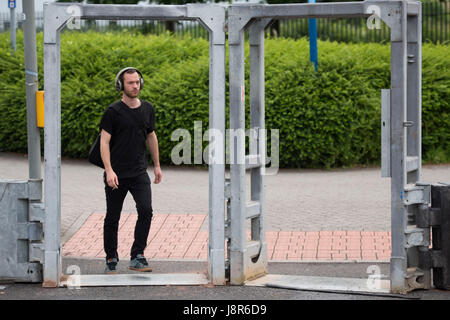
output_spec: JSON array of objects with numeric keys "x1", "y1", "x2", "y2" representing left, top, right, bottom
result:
[{"x1": 103, "y1": 172, "x2": 153, "y2": 261}]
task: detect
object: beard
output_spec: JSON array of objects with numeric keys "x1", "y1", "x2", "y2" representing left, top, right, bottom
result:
[{"x1": 124, "y1": 88, "x2": 139, "y2": 98}]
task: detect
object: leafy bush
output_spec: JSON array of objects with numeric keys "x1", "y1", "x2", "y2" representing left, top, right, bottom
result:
[{"x1": 0, "y1": 30, "x2": 448, "y2": 168}]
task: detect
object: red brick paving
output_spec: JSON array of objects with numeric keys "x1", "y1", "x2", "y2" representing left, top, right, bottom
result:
[{"x1": 63, "y1": 213, "x2": 392, "y2": 261}]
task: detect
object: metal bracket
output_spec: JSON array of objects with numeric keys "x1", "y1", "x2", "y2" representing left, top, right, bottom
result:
[
  {"x1": 43, "y1": 3, "x2": 76, "y2": 44},
  {"x1": 29, "y1": 243, "x2": 45, "y2": 263},
  {"x1": 27, "y1": 179, "x2": 43, "y2": 201},
  {"x1": 405, "y1": 267, "x2": 426, "y2": 291},
  {"x1": 381, "y1": 89, "x2": 391, "y2": 177},
  {"x1": 405, "y1": 227, "x2": 428, "y2": 248},
  {"x1": 29, "y1": 202, "x2": 45, "y2": 223},
  {"x1": 403, "y1": 184, "x2": 430, "y2": 205},
  {"x1": 186, "y1": 4, "x2": 226, "y2": 45},
  {"x1": 17, "y1": 223, "x2": 43, "y2": 241},
  {"x1": 417, "y1": 203, "x2": 441, "y2": 228}
]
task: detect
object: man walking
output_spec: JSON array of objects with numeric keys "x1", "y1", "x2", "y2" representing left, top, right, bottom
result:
[{"x1": 99, "y1": 67, "x2": 162, "y2": 274}]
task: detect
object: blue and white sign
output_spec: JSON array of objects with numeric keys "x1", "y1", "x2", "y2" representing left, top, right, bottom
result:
[{"x1": 8, "y1": 0, "x2": 16, "y2": 9}]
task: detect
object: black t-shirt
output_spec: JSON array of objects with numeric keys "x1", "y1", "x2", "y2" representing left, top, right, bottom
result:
[{"x1": 99, "y1": 100, "x2": 156, "y2": 179}]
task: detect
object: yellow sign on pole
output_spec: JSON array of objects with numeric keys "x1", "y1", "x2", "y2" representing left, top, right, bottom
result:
[{"x1": 36, "y1": 90, "x2": 44, "y2": 128}]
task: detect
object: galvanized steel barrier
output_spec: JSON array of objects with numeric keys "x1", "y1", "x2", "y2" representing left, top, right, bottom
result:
[
  {"x1": 226, "y1": 0, "x2": 434, "y2": 295},
  {"x1": 41, "y1": 2, "x2": 226, "y2": 287}
]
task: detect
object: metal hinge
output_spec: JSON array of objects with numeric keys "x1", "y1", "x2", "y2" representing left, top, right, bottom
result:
[
  {"x1": 403, "y1": 184, "x2": 430, "y2": 205},
  {"x1": 417, "y1": 204, "x2": 441, "y2": 228}
]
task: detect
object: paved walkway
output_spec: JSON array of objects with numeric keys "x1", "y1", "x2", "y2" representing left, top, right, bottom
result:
[
  {"x1": 63, "y1": 212, "x2": 392, "y2": 262},
  {"x1": 1, "y1": 152, "x2": 448, "y2": 262}
]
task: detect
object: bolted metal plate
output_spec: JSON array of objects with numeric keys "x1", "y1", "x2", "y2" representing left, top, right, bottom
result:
[
  {"x1": 0, "y1": 180, "x2": 43, "y2": 282},
  {"x1": 60, "y1": 273, "x2": 209, "y2": 288},
  {"x1": 245, "y1": 274, "x2": 391, "y2": 294}
]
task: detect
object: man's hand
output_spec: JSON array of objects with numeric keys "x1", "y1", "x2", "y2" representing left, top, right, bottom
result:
[
  {"x1": 106, "y1": 169, "x2": 119, "y2": 189},
  {"x1": 154, "y1": 166, "x2": 162, "y2": 184}
]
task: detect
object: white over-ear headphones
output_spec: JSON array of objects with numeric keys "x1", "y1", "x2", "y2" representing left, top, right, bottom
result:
[{"x1": 114, "y1": 67, "x2": 144, "y2": 92}]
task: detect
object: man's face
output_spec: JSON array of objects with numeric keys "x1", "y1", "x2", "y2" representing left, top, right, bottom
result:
[{"x1": 122, "y1": 72, "x2": 141, "y2": 98}]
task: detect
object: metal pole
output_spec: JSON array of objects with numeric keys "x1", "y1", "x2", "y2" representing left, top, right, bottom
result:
[
  {"x1": 229, "y1": 24, "x2": 247, "y2": 285},
  {"x1": 389, "y1": 2, "x2": 408, "y2": 294},
  {"x1": 10, "y1": 5, "x2": 16, "y2": 51},
  {"x1": 308, "y1": 0, "x2": 318, "y2": 70},
  {"x1": 23, "y1": 0, "x2": 42, "y2": 181},
  {"x1": 43, "y1": 3, "x2": 63, "y2": 287}
]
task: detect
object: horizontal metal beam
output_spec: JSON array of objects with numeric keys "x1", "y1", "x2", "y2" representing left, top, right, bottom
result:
[
  {"x1": 229, "y1": 1, "x2": 388, "y2": 19},
  {"x1": 227, "y1": 1, "x2": 408, "y2": 43},
  {"x1": 246, "y1": 201, "x2": 261, "y2": 219},
  {"x1": 47, "y1": 3, "x2": 194, "y2": 21}
]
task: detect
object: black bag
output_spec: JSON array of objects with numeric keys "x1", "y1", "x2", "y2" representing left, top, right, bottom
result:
[{"x1": 88, "y1": 133, "x2": 104, "y2": 168}]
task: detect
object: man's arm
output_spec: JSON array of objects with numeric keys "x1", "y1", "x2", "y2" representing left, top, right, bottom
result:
[
  {"x1": 146, "y1": 131, "x2": 162, "y2": 184},
  {"x1": 100, "y1": 129, "x2": 119, "y2": 189}
]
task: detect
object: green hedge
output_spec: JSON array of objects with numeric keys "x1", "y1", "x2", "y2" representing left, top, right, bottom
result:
[{"x1": 0, "y1": 30, "x2": 448, "y2": 168}]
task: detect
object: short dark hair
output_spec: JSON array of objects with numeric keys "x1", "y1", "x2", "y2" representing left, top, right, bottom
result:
[{"x1": 119, "y1": 68, "x2": 138, "y2": 83}]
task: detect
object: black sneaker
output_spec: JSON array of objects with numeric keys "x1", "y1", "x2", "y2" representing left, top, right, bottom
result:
[
  {"x1": 129, "y1": 254, "x2": 152, "y2": 272},
  {"x1": 105, "y1": 258, "x2": 118, "y2": 274}
]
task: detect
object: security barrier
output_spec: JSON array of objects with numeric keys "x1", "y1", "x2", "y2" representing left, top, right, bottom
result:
[{"x1": 1, "y1": 1, "x2": 449, "y2": 295}]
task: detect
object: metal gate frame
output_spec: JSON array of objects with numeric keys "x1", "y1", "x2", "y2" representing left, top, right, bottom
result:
[
  {"x1": 42, "y1": 2, "x2": 226, "y2": 287},
  {"x1": 227, "y1": 0, "x2": 426, "y2": 294},
  {"x1": 41, "y1": 1, "x2": 431, "y2": 294}
]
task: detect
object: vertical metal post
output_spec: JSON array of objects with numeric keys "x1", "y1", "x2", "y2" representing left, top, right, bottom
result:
[
  {"x1": 381, "y1": 89, "x2": 391, "y2": 178},
  {"x1": 196, "y1": 5, "x2": 227, "y2": 286},
  {"x1": 406, "y1": 2, "x2": 422, "y2": 184},
  {"x1": 389, "y1": 1, "x2": 409, "y2": 294},
  {"x1": 207, "y1": 38, "x2": 226, "y2": 285},
  {"x1": 10, "y1": 4, "x2": 16, "y2": 51},
  {"x1": 43, "y1": 4, "x2": 62, "y2": 287},
  {"x1": 228, "y1": 23, "x2": 247, "y2": 285},
  {"x1": 23, "y1": 0, "x2": 42, "y2": 181},
  {"x1": 249, "y1": 18, "x2": 271, "y2": 279},
  {"x1": 42, "y1": 2, "x2": 228, "y2": 287},
  {"x1": 406, "y1": 2, "x2": 427, "y2": 288},
  {"x1": 228, "y1": 12, "x2": 270, "y2": 284}
]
